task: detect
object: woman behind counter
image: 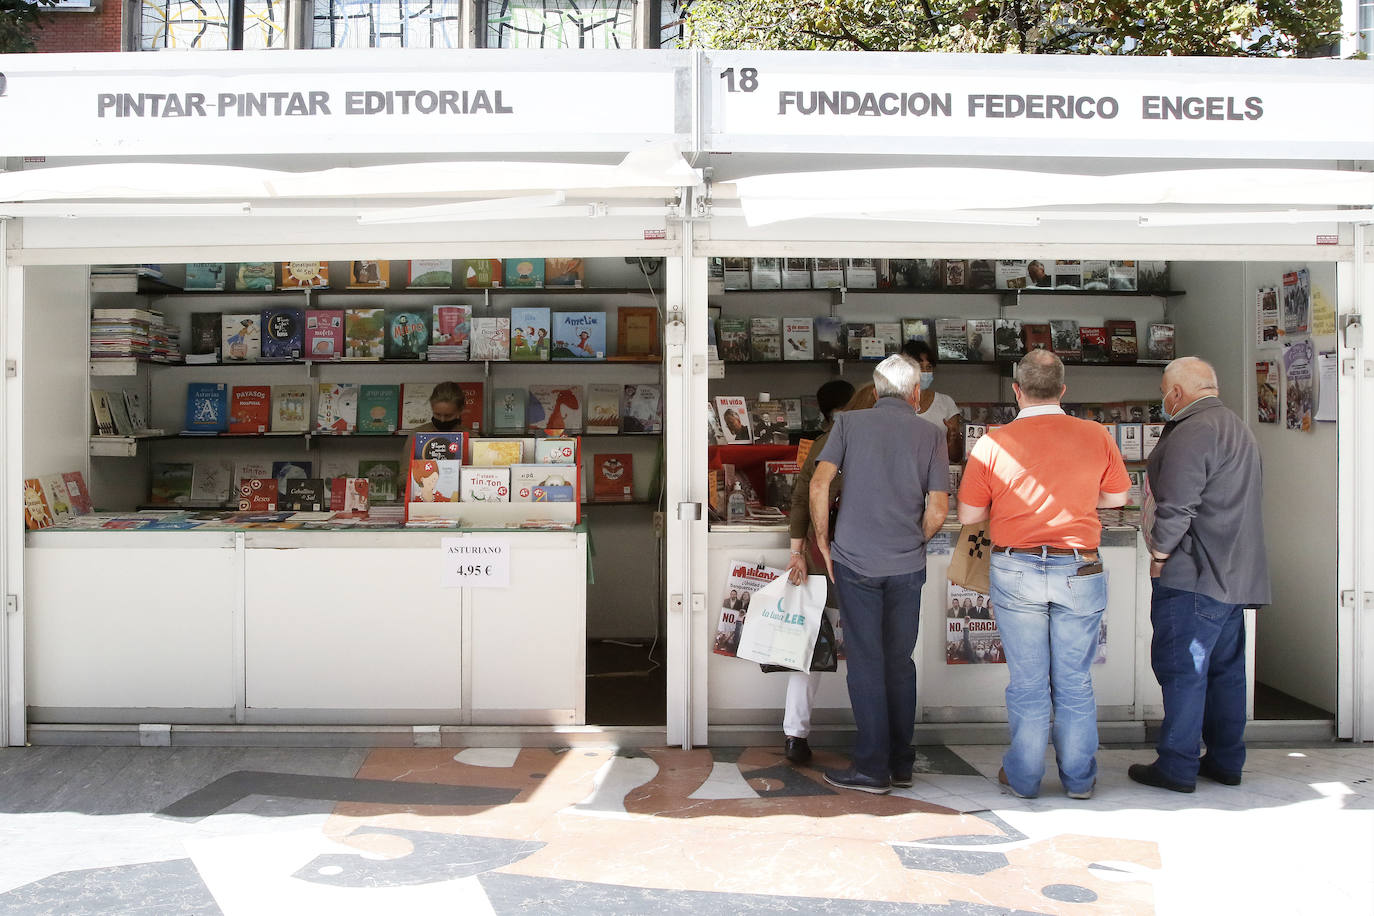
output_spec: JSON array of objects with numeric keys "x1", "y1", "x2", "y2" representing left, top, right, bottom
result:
[{"x1": 902, "y1": 339, "x2": 964, "y2": 462}]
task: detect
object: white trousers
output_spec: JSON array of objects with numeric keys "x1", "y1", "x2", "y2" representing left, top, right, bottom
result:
[{"x1": 783, "y1": 670, "x2": 823, "y2": 738}]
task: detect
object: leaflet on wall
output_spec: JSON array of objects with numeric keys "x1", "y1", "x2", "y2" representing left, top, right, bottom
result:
[
  {"x1": 1281, "y1": 268, "x2": 1311, "y2": 337},
  {"x1": 944, "y1": 582, "x2": 1003, "y2": 665},
  {"x1": 1316, "y1": 352, "x2": 1337, "y2": 423},
  {"x1": 1256, "y1": 361, "x2": 1279, "y2": 423},
  {"x1": 713, "y1": 562, "x2": 785, "y2": 659},
  {"x1": 1256, "y1": 286, "x2": 1280, "y2": 348},
  {"x1": 1282, "y1": 339, "x2": 1314, "y2": 432}
]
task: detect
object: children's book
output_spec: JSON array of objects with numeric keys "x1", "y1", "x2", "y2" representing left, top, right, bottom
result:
[
  {"x1": 545, "y1": 257, "x2": 584, "y2": 288},
  {"x1": 272, "y1": 460, "x2": 313, "y2": 484},
  {"x1": 527, "y1": 385, "x2": 583, "y2": 434},
  {"x1": 492, "y1": 387, "x2": 527, "y2": 431},
  {"x1": 234, "y1": 460, "x2": 272, "y2": 487},
  {"x1": 458, "y1": 466, "x2": 510, "y2": 502},
  {"x1": 782, "y1": 317, "x2": 814, "y2": 361},
  {"x1": 471, "y1": 439, "x2": 526, "y2": 467},
  {"x1": 186, "y1": 311, "x2": 222, "y2": 363},
  {"x1": 621, "y1": 383, "x2": 663, "y2": 434},
  {"x1": 62, "y1": 471, "x2": 93, "y2": 514},
  {"x1": 457, "y1": 382, "x2": 485, "y2": 432},
  {"x1": 330, "y1": 477, "x2": 371, "y2": 516},
  {"x1": 280, "y1": 478, "x2": 327, "y2": 511},
  {"x1": 384, "y1": 310, "x2": 429, "y2": 360},
  {"x1": 22, "y1": 478, "x2": 54, "y2": 530},
  {"x1": 510, "y1": 307, "x2": 552, "y2": 361},
  {"x1": 470, "y1": 317, "x2": 511, "y2": 361},
  {"x1": 270, "y1": 385, "x2": 310, "y2": 433},
  {"x1": 39, "y1": 474, "x2": 73, "y2": 521},
  {"x1": 459, "y1": 258, "x2": 502, "y2": 288},
  {"x1": 228, "y1": 385, "x2": 271, "y2": 434},
  {"x1": 238, "y1": 478, "x2": 277, "y2": 512},
  {"x1": 281, "y1": 261, "x2": 329, "y2": 289},
  {"x1": 314, "y1": 383, "x2": 359, "y2": 433},
  {"x1": 236, "y1": 262, "x2": 274, "y2": 291},
  {"x1": 503, "y1": 258, "x2": 545, "y2": 288},
  {"x1": 551, "y1": 312, "x2": 606, "y2": 360},
  {"x1": 429, "y1": 305, "x2": 472, "y2": 360},
  {"x1": 150, "y1": 462, "x2": 195, "y2": 505},
  {"x1": 344, "y1": 308, "x2": 385, "y2": 359},
  {"x1": 356, "y1": 384, "x2": 400, "y2": 434},
  {"x1": 413, "y1": 432, "x2": 466, "y2": 461},
  {"x1": 408, "y1": 259, "x2": 452, "y2": 289},
  {"x1": 592, "y1": 453, "x2": 634, "y2": 502},
  {"x1": 585, "y1": 383, "x2": 623, "y2": 434},
  {"x1": 184, "y1": 382, "x2": 229, "y2": 434},
  {"x1": 305, "y1": 309, "x2": 345, "y2": 360},
  {"x1": 358, "y1": 459, "x2": 401, "y2": 503},
  {"x1": 106, "y1": 393, "x2": 135, "y2": 436},
  {"x1": 534, "y1": 437, "x2": 578, "y2": 464},
  {"x1": 400, "y1": 382, "x2": 437, "y2": 430},
  {"x1": 260, "y1": 306, "x2": 305, "y2": 360},
  {"x1": 184, "y1": 263, "x2": 226, "y2": 290},
  {"x1": 347, "y1": 259, "x2": 389, "y2": 289},
  {"x1": 510, "y1": 464, "x2": 575, "y2": 503},
  {"x1": 221, "y1": 314, "x2": 260, "y2": 362},
  {"x1": 191, "y1": 459, "x2": 235, "y2": 505},
  {"x1": 90, "y1": 390, "x2": 117, "y2": 436}
]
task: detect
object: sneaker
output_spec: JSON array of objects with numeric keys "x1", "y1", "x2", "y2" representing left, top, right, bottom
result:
[
  {"x1": 1128, "y1": 763, "x2": 1195, "y2": 793},
  {"x1": 1198, "y1": 757, "x2": 1242, "y2": 786},
  {"x1": 998, "y1": 766, "x2": 1035, "y2": 799},
  {"x1": 783, "y1": 736, "x2": 812, "y2": 765},
  {"x1": 1066, "y1": 781, "x2": 1096, "y2": 800},
  {"x1": 823, "y1": 766, "x2": 891, "y2": 795}
]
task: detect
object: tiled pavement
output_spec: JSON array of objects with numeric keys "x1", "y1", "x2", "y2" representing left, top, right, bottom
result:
[{"x1": 0, "y1": 742, "x2": 1369, "y2": 914}]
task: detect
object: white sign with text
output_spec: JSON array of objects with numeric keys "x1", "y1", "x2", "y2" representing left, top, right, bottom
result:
[{"x1": 441, "y1": 537, "x2": 510, "y2": 589}]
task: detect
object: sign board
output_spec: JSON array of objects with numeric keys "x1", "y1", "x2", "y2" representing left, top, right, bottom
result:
[
  {"x1": 441, "y1": 537, "x2": 511, "y2": 588},
  {"x1": 704, "y1": 51, "x2": 1374, "y2": 160},
  {"x1": 0, "y1": 49, "x2": 688, "y2": 156}
]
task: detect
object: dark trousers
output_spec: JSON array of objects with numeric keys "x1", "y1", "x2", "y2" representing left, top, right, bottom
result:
[
  {"x1": 832, "y1": 562, "x2": 925, "y2": 779},
  {"x1": 1150, "y1": 582, "x2": 1248, "y2": 785}
]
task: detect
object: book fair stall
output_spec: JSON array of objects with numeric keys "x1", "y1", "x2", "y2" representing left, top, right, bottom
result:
[{"x1": 0, "y1": 49, "x2": 1372, "y2": 751}]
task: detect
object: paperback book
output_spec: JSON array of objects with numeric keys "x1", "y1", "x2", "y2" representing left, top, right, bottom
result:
[
  {"x1": 966, "y1": 320, "x2": 995, "y2": 362},
  {"x1": 844, "y1": 323, "x2": 876, "y2": 360},
  {"x1": 781, "y1": 258, "x2": 812, "y2": 289},
  {"x1": 993, "y1": 319, "x2": 1025, "y2": 360},
  {"x1": 1080, "y1": 326, "x2": 1109, "y2": 363},
  {"x1": 749, "y1": 317, "x2": 782, "y2": 361},
  {"x1": 714, "y1": 396, "x2": 753, "y2": 444},
  {"x1": 1106, "y1": 319, "x2": 1139, "y2": 363},
  {"x1": 874, "y1": 322, "x2": 902, "y2": 356},
  {"x1": 1146, "y1": 323, "x2": 1176, "y2": 361},
  {"x1": 763, "y1": 460, "x2": 801, "y2": 513},
  {"x1": 1022, "y1": 323, "x2": 1053, "y2": 352},
  {"x1": 1053, "y1": 259, "x2": 1083, "y2": 289},
  {"x1": 722, "y1": 257, "x2": 751, "y2": 291},
  {"x1": 716, "y1": 318, "x2": 750, "y2": 362},
  {"x1": 843, "y1": 258, "x2": 878, "y2": 289},
  {"x1": 936, "y1": 319, "x2": 969, "y2": 362},
  {"x1": 429, "y1": 305, "x2": 472, "y2": 360},
  {"x1": 810, "y1": 257, "x2": 844, "y2": 289},
  {"x1": 995, "y1": 259, "x2": 1029, "y2": 290},
  {"x1": 814, "y1": 316, "x2": 844, "y2": 360},
  {"x1": 750, "y1": 257, "x2": 782, "y2": 290},
  {"x1": 967, "y1": 259, "x2": 996, "y2": 290},
  {"x1": 187, "y1": 312, "x2": 222, "y2": 363}
]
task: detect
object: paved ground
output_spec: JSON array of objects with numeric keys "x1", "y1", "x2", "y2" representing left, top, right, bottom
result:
[{"x1": 0, "y1": 742, "x2": 1369, "y2": 914}]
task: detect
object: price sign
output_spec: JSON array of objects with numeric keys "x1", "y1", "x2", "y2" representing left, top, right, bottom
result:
[{"x1": 440, "y1": 537, "x2": 510, "y2": 588}]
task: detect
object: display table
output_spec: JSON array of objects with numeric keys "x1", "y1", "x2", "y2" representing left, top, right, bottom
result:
[{"x1": 24, "y1": 528, "x2": 587, "y2": 727}]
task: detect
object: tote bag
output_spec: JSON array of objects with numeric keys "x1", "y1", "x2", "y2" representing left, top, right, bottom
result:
[
  {"x1": 734, "y1": 574, "x2": 828, "y2": 671},
  {"x1": 947, "y1": 523, "x2": 992, "y2": 595}
]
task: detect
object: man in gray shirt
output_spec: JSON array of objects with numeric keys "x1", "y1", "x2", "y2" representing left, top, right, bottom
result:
[
  {"x1": 811, "y1": 354, "x2": 949, "y2": 794},
  {"x1": 1130, "y1": 357, "x2": 1270, "y2": 793}
]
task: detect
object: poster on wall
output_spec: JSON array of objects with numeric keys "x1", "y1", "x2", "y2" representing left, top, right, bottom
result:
[
  {"x1": 1256, "y1": 286, "x2": 1280, "y2": 349},
  {"x1": 945, "y1": 582, "x2": 1003, "y2": 665},
  {"x1": 1283, "y1": 339, "x2": 1314, "y2": 432},
  {"x1": 1281, "y1": 269, "x2": 1311, "y2": 337},
  {"x1": 713, "y1": 562, "x2": 784, "y2": 658},
  {"x1": 1316, "y1": 352, "x2": 1338, "y2": 423},
  {"x1": 1256, "y1": 361, "x2": 1279, "y2": 424}
]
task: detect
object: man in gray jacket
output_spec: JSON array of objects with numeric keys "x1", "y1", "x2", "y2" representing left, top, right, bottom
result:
[{"x1": 1130, "y1": 357, "x2": 1270, "y2": 793}]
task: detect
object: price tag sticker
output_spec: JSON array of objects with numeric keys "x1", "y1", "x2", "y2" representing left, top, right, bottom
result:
[{"x1": 441, "y1": 537, "x2": 510, "y2": 588}]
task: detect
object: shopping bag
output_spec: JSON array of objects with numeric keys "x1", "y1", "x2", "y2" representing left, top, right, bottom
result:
[
  {"x1": 761, "y1": 606, "x2": 839, "y2": 673},
  {"x1": 947, "y1": 523, "x2": 992, "y2": 595},
  {"x1": 734, "y1": 573, "x2": 828, "y2": 671}
]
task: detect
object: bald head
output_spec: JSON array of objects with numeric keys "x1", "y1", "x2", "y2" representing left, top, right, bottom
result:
[{"x1": 1162, "y1": 356, "x2": 1220, "y2": 415}]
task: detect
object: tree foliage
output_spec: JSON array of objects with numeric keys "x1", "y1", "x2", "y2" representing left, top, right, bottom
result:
[
  {"x1": 0, "y1": 0, "x2": 59, "y2": 53},
  {"x1": 684, "y1": 1, "x2": 1343, "y2": 57}
]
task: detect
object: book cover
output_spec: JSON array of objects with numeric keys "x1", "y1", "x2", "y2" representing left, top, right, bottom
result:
[
  {"x1": 457, "y1": 381, "x2": 484, "y2": 432},
  {"x1": 527, "y1": 385, "x2": 583, "y2": 434},
  {"x1": 184, "y1": 263, "x2": 226, "y2": 290},
  {"x1": 780, "y1": 397, "x2": 803, "y2": 431},
  {"x1": 90, "y1": 390, "x2": 117, "y2": 436},
  {"x1": 269, "y1": 385, "x2": 309, "y2": 433},
  {"x1": 347, "y1": 259, "x2": 389, "y2": 289},
  {"x1": 414, "y1": 432, "x2": 466, "y2": 461},
  {"x1": 150, "y1": 462, "x2": 194, "y2": 505},
  {"x1": 356, "y1": 384, "x2": 400, "y2": 434},
  {"x1": 1256, "y1": 361, "x2": 1279, "y2": 424},
  {"x1": 460, "y1": 258, "x2": 502, "y2": 288},
  {"x1": 1106, "y1": 319, "x2": 1138, "y2": 363},
  {"x1": 996, "y1": 259, "x2": 1029, "y2": 290},
  {"x1": 358, "y1": 459, "x2": 401, "y2": 503},
  {"x1": 1138, "y1": 261, "x2": 1171, "y2": 295},
  {"x1": 408, "y1": 259, "x2": 452, "y2": 288},
  {"x1": 492, "y1": 387, "x2": 527, "y2": 432},
  {"x1": 968, "y1": 259, "x2": 996, "y2": 290},
  {"x1": 1081, "y1": 259, "x2": 1110, "y2": 291},
  {"x1": 272, "y1": 460, "x2": 313, "y2": 485},
  {"x1": 503, "y1": 259, "x2": 545, "y2": 289},
  {"x1": 1053, "y1": 259, "x2": 1083, "y2": 289},
  {"x1": 551, "y1": 312, "x2": 606, "y2": 360},
  {"x1": 714, "y1": 396, "x2": 753, "y2": 444},
  {"x1": 470, "y1": 317, "x2": 511, "y2": 361},
  {"x1": 260, "y1": 306, "x2": 305, "y2": 360},
  {"x1": 344, "y1": 308, "x2": 385, "y2": 359},
  {"x1": 844, "y1": 322, "x2": 876, "y2": 360},
  {"x1": 429, "y1": 305, "x2": 472, "y2": 360},
  {"x1": 319, "y1": 458, "x2": 354, "y2": 489},
  {"x1": 993, "y1": 319, "x2": 1025, "y2": 360},
  {"x1": 779, "y1": 317, "x2": 814, "y2": 361},
  {"x1": 237, "y1": 478, "x2": 277, "y2": 512},
  {"x1": 586, "y1": 383, "x2": 623, "y2": 434},
  {"x1": 400, "y1": 382, "x2": 437, "y2": 430},
  {"x1": 184, "y1": 382, "x2": 228, "y2": 433},
  {"x1": 943, "y1": 259, "x2": 967, "y2": 288},
  {"x1": 191, "y1": 459, "x2": 235, "y2": 504},
  {"x1": 616, "y1": 306, "x2": 659, "y2": 358},
  {"x1": 1080, "y1": 326, "x2": 1109, "y2": 363},
  {"x1": 716, "y1": 318, "x2": 750, "y2": 362},
  {"x1": 749, "y1": 401, "x2": 790, "y2": 445},
  {"x1": 62, "y1": 471, "x2": 93, "y2": 514},
  {"x1": 781, "y1": 258, "x2": 812, "y2": 290},
  {"x1": 1118, "y1": 423, "x2": 1144, "y2": 461},
  {"x1": 1146, "y1": 323, "x2": 1176, "y2": 361},
  {"x1": 964, "y1": 319, "x2": 994, "y2": 362},
  {"x1": 621, "y1": 383, "x2": 663, "y2": 434},
  {"x1": 1143, "y1": 422, "x2": 1167, "y2": 456},
  {"x1": 228, "y1": 385, "x2": 271, "y2": 434},
  {"x1": 331, "y1": 477, "x2": 371, "y2": 516},
  {"x1": 471, "y1": 439, "x2": 526, "y2": 466},
  {"x1": 314, "y1": 382, "x2": 359, "y2": 433},
  {"x1": 810, "y1": 257, "x2": 843, "y2": 289},
  {"x1": 458, "y1": 465, "x2": 509, "y2": 502},
  {"x1": 936, "y1": 319, "x2": 970, "y2": 361},
  {"x1": 1022, "y1": 322, "x2": 1053, "y2": 352},
  {"x1": 510, "y1": 464, "x2": 575, "y2": 503},
  {"x1": 813, "y1": 316, "x2": 844, "y2": 360},
  {"x1": 748, "y1": 317, "x2": 782, "y2": 361},
  {"x1": 187, "y1": 311, "x2": 222, "y2": 361},
  {"x1": 22, "y1": 479, "x2": 53, "y2": 530},
  {"x1": 1050, "y1": 320, "x2": 1082, "y2": 361},
  {"x1": 1108, "y1": 260, "x2": 1138, "y2": 291},
  {"x1": 843, "y1": 258, "x2": 878, "y2": 289},
  {"x1": 281, "y1": 478, "x2": 327, "y2": 511},
  {"x1": 901, "y1": 318, "x2": 936, "y2": 352},
  {"x1": 763, "y1": 460, "x2": 801, "y2": 513},
  {"x1": 221, "y1": 314, "x2": 260, "y2": 362},
  {"x1": 749, "y1": 257, "x2": 782, "y2": 290},
  {"x1": 39, "y1": 474, "x2": 73, "y2": 521},
  {"x1": 281, "y1": 261, "x2": 329, "y2": 289},
  {"x1": 722, "y1": 257, "x2": 751, "y2": 291},
  {"x1": 384, "y1": 310, "x2": 430, "y2": 360},
  {"x1": 592, "y1": 453, "x2": 634, "y2": 502},
  {"x1": 535, "y1": 437, "x2": 578, "y2": 464},
  {"x1": 510, "y1": 307, "x2": 552, "y2": 361},
  {"x1": 545, "y1": 257, "x2": 584, "y2": 288},
  {"x1": 236, "y1": 262, "x2": 275, "y2": 291},
  {"x1": 305, "y1": 309, "x2": 345, "y2": 360},
  {"x1": 107, "y1": 393, "x2": 135, "y2": 436},
  {"x1": 1026, "y1": 259, "x2": 1053, "y2": 289},
  {"x1": 234, "y1": 460, "x2": 272, "y2": 485}
]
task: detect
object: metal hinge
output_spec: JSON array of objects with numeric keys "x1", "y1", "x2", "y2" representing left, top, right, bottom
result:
[
  {"x1": 1339, "y1": 590, "x2": 1374, "y2": 610},
  {"x1": 5, "y1": 595, "x2": 17, "y2": 615}
]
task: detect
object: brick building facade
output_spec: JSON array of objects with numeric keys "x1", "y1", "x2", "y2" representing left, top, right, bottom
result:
[{"x1": 31, "y1": 1, "x2": 123, "y2": 52}]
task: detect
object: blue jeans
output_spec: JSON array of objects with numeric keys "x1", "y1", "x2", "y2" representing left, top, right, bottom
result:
[
  {"x1": 832, "y1": 562, "x2": 926, "y2": 780},
  {"x1": 990, "y1": 550, "x2": 1106, "y2": 797},
  {"x1": 1150, "y1": 582, "x2": 1247, "y2": 785}
]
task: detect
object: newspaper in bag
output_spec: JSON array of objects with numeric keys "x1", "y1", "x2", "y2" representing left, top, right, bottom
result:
[{"x1": 735, "y1": 574, "x2": 827, "y2": 671}]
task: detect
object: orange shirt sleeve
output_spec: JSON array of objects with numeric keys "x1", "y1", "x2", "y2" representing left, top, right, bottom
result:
[{"x1": 1100, "y1": 426, "x2": 1131, "y2": 493}]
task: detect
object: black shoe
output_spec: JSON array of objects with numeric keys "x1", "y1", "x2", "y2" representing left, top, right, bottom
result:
[
  {"x1": 784, "y1": 736, "x2": 812, "y2": 764},
  {"x1": 823, "y1": 766, "x2": 891, "y2": 795},
  {"x1": 891, "y1": 768, "x2": 914, "y2": 789},
  {"x1": 1198, "y1": 757, "x2": 1242, "y2": 786},
  {"x1": 1128, "y1": 763, "x2": 1195, "y2": 793}
]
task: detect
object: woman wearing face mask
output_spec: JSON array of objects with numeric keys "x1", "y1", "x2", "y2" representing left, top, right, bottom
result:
[
  {"x1": 901, "y1": 340, "x2": 963, "y2": 460},
  {"x1": 411, "y1": 381, "x2": 466, "y2": 433}
]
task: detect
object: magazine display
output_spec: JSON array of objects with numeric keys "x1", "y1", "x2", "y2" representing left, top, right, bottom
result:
[
  {"x1": 1257, "y1": 286, "x2": 1280, "y2": 348},
  {"x1": 713, "y1": 562, "x2": 785, "y2": 659},
  {"x1": 1282, "y1": 268, "x2": 1311, "y2": 336},
  {"x1": 1256, "y1": 361, "x2": 1279, "y2": 424},
  {"x1": 1283, "y1": 338, "x2": 1314, "y2": 431}
]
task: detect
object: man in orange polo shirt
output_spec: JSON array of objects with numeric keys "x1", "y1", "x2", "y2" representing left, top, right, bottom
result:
[{"x1": 958, "y1": 349, "x2": 1130, "y2": 800}]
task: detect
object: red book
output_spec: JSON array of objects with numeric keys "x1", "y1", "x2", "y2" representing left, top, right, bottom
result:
[
  {"x1": 330, "y1": 477, "x2": 370, "y2": 516},
  {"x1": 592, "y1": 453, "x2": 634, "y2": 503},
  {"x1": 305, "y1": 309, "x2": 345, "y2": 360},
  {"x1": 61, "y1": 471, "x2": 93, "y2": 514},
  {"x1": 458, "y1": 382, "x2": 484, "y2": 432},
  {"x1": 1079, "y1": 326, "x2": 1109, "y2": 364},
  {"x1": 1021, "y1": 323, "x2": 1052, "y2": 352},
  {"x1": 228, "y1": 386, "x2": 271, "y2": 434},
  {"x1": 237, "y1": 478, "x2": 277, "y2": 511}
]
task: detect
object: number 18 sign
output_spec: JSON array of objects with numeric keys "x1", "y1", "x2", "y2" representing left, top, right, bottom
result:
[{"x1": 441, "y1": 537, "x2": 510, "y2": 588}]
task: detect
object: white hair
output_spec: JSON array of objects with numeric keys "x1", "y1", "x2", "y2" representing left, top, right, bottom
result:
[{"x1": 873, "y1": 353, "x2": 921, "y2": 400}]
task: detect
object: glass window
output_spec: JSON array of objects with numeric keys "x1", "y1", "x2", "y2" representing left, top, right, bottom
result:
[
  {"x1": 485, "y1": 0, "x2": 635, "y2": 48},
  {"x1": 656, "y1": 0, "x2": 687, "y2": 48},
  {"x1": 1360, "y1": 1, "x2": 1374, "y2": 55},
  {"x1": 138, "y1": 0, "x2": 289, "y2": 50},
  {"x1": 314, "y1": 0, "x2": 464, "y2": 48}
]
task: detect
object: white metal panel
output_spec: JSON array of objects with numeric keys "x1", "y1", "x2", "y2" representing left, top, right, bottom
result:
[
  {"x1": 243, "y1": 544, "x2": 462, "y2": 710},
  {"x1": 25, "y1": 538, "x2": 237, "y2": 709},
  {"x1": 1, "y1": 221, "x2": 14, "y2": 744}
]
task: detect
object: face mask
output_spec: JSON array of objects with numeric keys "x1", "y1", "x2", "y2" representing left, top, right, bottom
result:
[
  {"x1": 430, "y1": 416, "x2": 461, "y2": 432},
  {"x1": 1160, "y1": 390, "x2": 1175, "y2": 422},
  {"x1": 919, "y1": 371, "x2": 935, "y2": 391}
]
